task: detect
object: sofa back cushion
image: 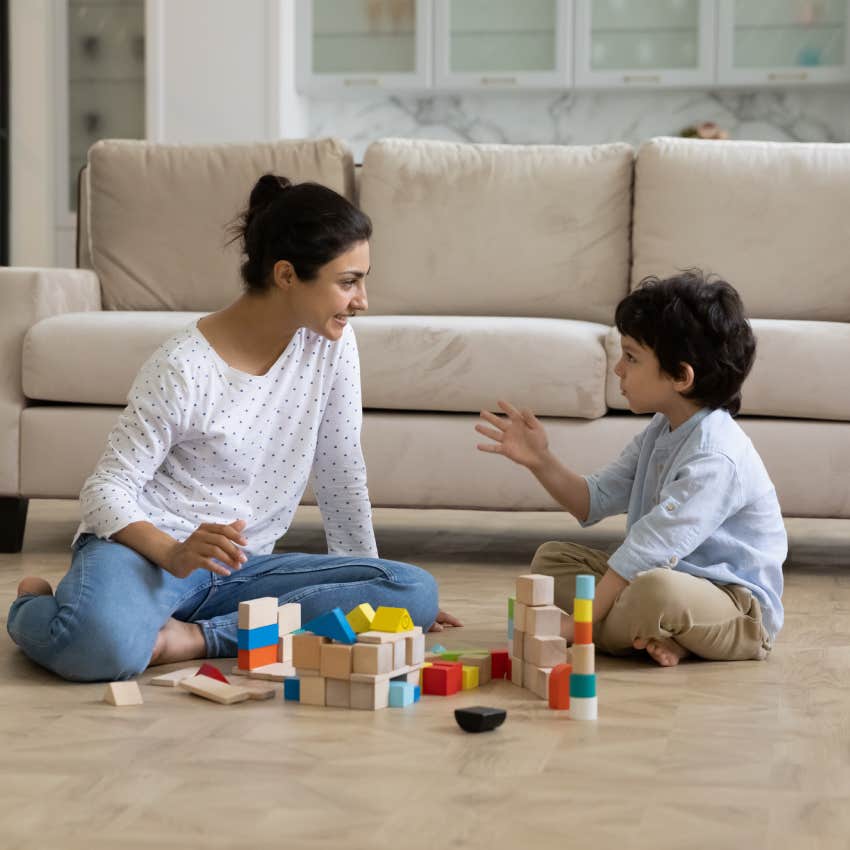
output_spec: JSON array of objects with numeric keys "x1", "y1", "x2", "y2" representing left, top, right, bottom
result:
[
  {"x1": 87, "y1": 138, "x2": 355, "y2": 311},
  {"x1": 359, "y1": 139, "x2": 633, "y2": 323},
  {"x1": 633, "y1": 137, "x2": 850, "y2": 320}
]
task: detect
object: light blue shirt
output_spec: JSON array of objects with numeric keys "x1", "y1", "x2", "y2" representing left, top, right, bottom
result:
[{"x1": 583, "y1": 408, "x2": 786, "y2": 639}]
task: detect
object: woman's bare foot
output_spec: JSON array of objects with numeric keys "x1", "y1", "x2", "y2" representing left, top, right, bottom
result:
[
  {"x1": 149, "y1": 618, "x2": 207, "y2": 667},
  {"x1": 17, "y1": 576, "x2": 53, "y2": 598},
  {"x1": 428, "y1": 609, "x2": 463, "y2": 633},
  {"x1": 633, "y1": 636, "x2": 690, "y2": 667}
]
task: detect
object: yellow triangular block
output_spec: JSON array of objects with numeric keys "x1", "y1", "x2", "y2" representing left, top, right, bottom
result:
[
  {"x1": 346, "y1": 602, "x2": 376, "y2": 634},
  {"x1": 371, "y1": 606, "x2": 413, "y2": 633}
]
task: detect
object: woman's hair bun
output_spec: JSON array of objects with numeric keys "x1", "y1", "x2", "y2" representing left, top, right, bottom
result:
[{"x1": 247, "y1": 173, "x2": 291, "y2": 215}]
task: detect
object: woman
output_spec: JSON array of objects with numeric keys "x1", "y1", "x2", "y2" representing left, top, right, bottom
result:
[{"x1": 8, "y1": 175, "x2": 459, "y2": 682}]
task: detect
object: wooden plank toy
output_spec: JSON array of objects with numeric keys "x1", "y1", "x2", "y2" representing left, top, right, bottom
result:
[
  {"x1": 149, "y1": 667, "x2": 199, "y2": 688},
  {"x1": 179, "y1": 676, "x2": 252, "y2": 705},
  {"x1": 103, "y1": 681, "x2": 143, "y2": 706}
]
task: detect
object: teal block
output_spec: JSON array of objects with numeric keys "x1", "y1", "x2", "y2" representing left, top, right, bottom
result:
[
  {"x1": 575, "y1": 574, "x2": 596, "y2": 600},
  {"x1": 431, "y1": 643, "x2": 447, "y2": 654},
  {"x1": 283, "y1": 677, "x2": 300, "y2": 701},
  {"x1": 389, "y1": 681, "x2": 415, "y2": 708},
  {"x1": 569, "y1": 673, "x2": 596, "y2": 698},
  {"x1": 302, "y1": 607, "x2": 356, "y2": 644}
]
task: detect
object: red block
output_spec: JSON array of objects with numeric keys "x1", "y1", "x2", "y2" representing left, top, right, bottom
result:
[
  {"x1": 422, "y1": 664, "x2": 462, "y2": 696},
  {"x1": 238, "y1": 644, "x2": 278, "y2": 670},
  {"x1": 196, "y1": 663, "x2": 228, "y2": 684},
  {"x1": 432, "y1": 660, "x2": 462, "y2": 670},
  {"x1": 490, "y1": 649, "x2": 509, "y2": 679},
  {"x1": 573, "y1": 621, "x2": 593, "y2": 645},
  {"x1": 548, "y1": 663, "x2": 572, "y2": 710}
]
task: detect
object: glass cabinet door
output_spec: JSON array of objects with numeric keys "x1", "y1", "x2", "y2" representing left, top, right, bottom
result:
[
  {"x1": 718, "y1": 0, "x2": 850, "y2": 84},
  {"x1": 295, "y1": 0, "x2": 431, "y2": 93},
  {"x1": 574, "y1": 0, "x2": 716, "y2": 87},
  {"x1": 434, "y1": 0, "x2": 571, "y2": 89}
]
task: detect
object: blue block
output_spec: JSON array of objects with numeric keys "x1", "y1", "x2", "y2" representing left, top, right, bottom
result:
[
  {"x1": 237, "y1": 623, "x2": 278, "y2": 651},
  {"x1": 569, "y1": 673, "x2": 596, "y2": 698},
  {"x1": 388, "y1": 681, "x2": 415, "y2": 708},
  {"x1": 431, "y1": 643, "x2": 447, "y2": 654},
  {"x1": 575, "y1": 574, "x2": 596, "y2": 600},
  {"x1": 413, "y1": 685, "x2": 421, "y2": 703},
  {"x1": 302, "y1": 607, "x2": 357, "y2": 644},
  {"x1": 283, "y1": 677, "x2": 300, "y2": 702}
]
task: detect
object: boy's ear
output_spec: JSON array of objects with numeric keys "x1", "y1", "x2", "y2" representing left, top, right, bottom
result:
[{"x1": 672, "y1": 362, "x2": 695, "y2": 394}]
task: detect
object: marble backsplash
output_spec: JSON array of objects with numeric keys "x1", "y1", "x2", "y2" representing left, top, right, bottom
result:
[{"x1": 309, "y1": 88, "x2": 850, "y2": 160}]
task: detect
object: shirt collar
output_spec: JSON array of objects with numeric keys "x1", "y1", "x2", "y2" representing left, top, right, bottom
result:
[{"x1": 656, "y1": 407, "x2": 712, "y2": 450}]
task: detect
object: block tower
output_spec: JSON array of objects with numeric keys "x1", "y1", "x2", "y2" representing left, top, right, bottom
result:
[
  {"x1": 569, "y1": 574, "x2": 597, "y2": 721},
  {"x1": 237, "y1": 597, "x2": 279, "y2": 671}
]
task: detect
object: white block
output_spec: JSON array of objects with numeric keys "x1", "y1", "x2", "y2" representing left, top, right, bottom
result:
[{"x1": 568, "y1": 696, "x2": 598, "y2": 721}]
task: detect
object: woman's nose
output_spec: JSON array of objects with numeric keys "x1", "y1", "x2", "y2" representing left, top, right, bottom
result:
[{"x1": 352, "y1": 284, "x2": 368, "y2": 312}]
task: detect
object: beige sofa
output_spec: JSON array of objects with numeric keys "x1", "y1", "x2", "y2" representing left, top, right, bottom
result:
[{"x1": 2, "y1": 135, "x2": 849, "y2": 553}]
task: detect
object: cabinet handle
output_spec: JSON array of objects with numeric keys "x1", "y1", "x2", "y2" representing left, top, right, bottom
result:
[
  {"x1": 480, "y1": 76, "x2": 518, "y2": 86},
  {"x1": 768, "y1": 71, "x2": 808, "y2": 81},
  {"x1": 344, "y1": 78, "x2": 380, "y2": 87},
  {"x1": 622, "y1": 74, "x2": 661, "y2": 84}
]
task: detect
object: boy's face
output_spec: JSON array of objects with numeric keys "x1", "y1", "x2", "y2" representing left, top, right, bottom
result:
[{"x1": 613, "y1": 335, "x2": 687, "y2": 415}]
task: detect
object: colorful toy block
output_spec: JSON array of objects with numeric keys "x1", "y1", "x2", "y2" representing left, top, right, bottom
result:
[
  {"x1": 320, "y1": 643, "x2": 353, "y2": 680},
  {"x1": 573, "y1": 599, "x2": 593, "y2": 623},
  {"x1": 436, "y1": 650, "x2": 463, "y2": 662},
  {"x1": 461, "y1": 666, "x2": 480, "y2": 690},
  {"x1": 346, "y1": 602, "x2": 376, "y2": 634},
  {"x1": 179, "y1": 677, "x2": 252, "y2": 705},
  {"x1": 302, "y1": 607, "x2": 357, "y2": 644},
  {"x1": 352, "y1": 642, "x2": 393, "y2": 675},
  {"x1": 291, "y1": 633, "x2": 329, "y2": 669},
  {"x1": 548, "y1": 663, "x2": 572, "y2": 710},
  {"x1": 459, "y1": 653, "x2": 492, "y2": 685},
  {"x1": 103, "y1": 681, "x2": 143, "y2": 706},
  {"x1": 422, "y1": 664, "x2": 461, "y2": 696},
  {"x1": 388, "y1": 681, "x2": 416, "y2": 708},
  {"x1": 490, "y1": 650, "x2": 509, "y2": 680},
  {"x1": 196, "y1": 663, "x2": 229, "y2": 684},
  {"x1": 371, "y1": 606, "x2": 414, "y2": 633},
  {"x1": 575, "y1": 574, "x2": 596, "y2": 600},
  {"x1": 283, "y1": 677, "x2": 300, "y2": 701},
  {"x1": 431, "y1": 643, "x2": 447, "y2": 654},
  {"x1": 413, "y1": 685, "x2": 421, "y2": 702},
  {"x1": 570, "y1": 643, "x2": 595, "y2": 675},
  {"x1": 325, "y1": 678, "x2": 351, "y2": 708},
  {"x1": 569, "y1": 673, "x2": 597, "y2": 699},
  {"x1": 150, "y1": 666, "x2": 199, "y2": 687},
  {"x1": 277, "y1": 602, "x2": 301, "y2": 635},
  {"x1": 573, "y1": 621, "x2": 593, "y2": 644},
  {"x1": 515, "y1": 574, "x2": 554, "y2": 607},
  {"x1": 238, "y1": 644, "x2": 278, "y2": 671},
  {"x1": 238, "y1": 597, "x2": 278, "y2": 630},
  {"x1": 237, "y1": 623, "x2": 278, "y2": 651}
]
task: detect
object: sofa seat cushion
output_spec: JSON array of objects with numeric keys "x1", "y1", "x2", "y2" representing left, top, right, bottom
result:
[
  {"x1": 359, "y1": 138, "x2": 634, "y2": 324},
  {"x1": 604, "y1": 319, "x2": 850, "y2": 421},
  {"x1": 24, "y1": 312, "x2": 610, "y2": 419}
]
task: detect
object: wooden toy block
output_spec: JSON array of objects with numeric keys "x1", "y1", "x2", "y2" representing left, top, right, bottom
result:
[
  {"x1": 421, "y1": 664, "x2": 461, "y2": 696},
  {"x1": 346, "y1": 602, "x2": 376, "y2": 634},
  {"x1": 371, "y1": 606, "x2": 413, "y2": 633},
  {"x1": 237, "y1": 623, "x2": 278, "y2": 651},
  {"x1": 569, "y1": 673, "x2": 597, "y2": 699},
  {"x1": 568, "y1": 696, "x2": 598, "y2": 721},
  {"x1": 455, "y1": 706, "x2": 507, "y2": 733},
  {"x1": 352, "y1": 642, "x2": 393, "y2": 675},
  {"x1": 523, "y1": 634, "x2": 568, "y2": 669},
  {"x1": 573, "y1": 599, "x2": 593, "y2": 624},
  {"x1": 508, "y1": 619, "x2": 514, "y2": 640},
  {"x1": 405, "y1": 632, "x2": 425, "y2": 666},
  {"x1": 150, "y1": 667, "x2": 199, "y2": 687},
  {"x1": 431, "y1": 660, "x2": 462, "y2": 670},
  {"x1": 525, "y1": 605, "x2": 563, "y2": 636},
  {"x1": 325, "y1": 678, "x2": 351, "y2": 708},
  {"x1": 435, "y1": 650, "x2": 462, "y2": 661},
  {"x1": 241, "y1": 681, "x2": 277, "y2": 700},
  {"x1": 459, "y1": 654, "x2": 492, "y2": 685},
  {"x1": 237, "y1": 644, "x2": 278, "y2": 671},
  {"x1": 283, "y1": 677, "x2": 300, "y2": 701},
  {"x1": 515, "y1": 574, "x2": 554, "y2": 607},
  {"x1": 246, "y1": 662, "x2": 295, "y2": 682},
  {"x1": 238, "y1": 597, "x2": 278, "y2": 630},
  {"x1": 357, "y1": 626, "x2": 421, "y2": 644},
  {"x1": 350, "y1": 677, "x2": 390, "y2": 710},
  {"x1": 179, "y1": 677, "x2": 252, "y2": 705},
  {"x1": 320, "y1": 643, "x2": 353, "y2": 680},
  {"x1": 278, "y1": 633, "x2": 293, "y2": 663},
  {"x1": 388, "y1": 681, "x2": 416, "y2": 708},
  {"x1": 299, "y1": 675, "x2": 327, "y2": 706},
  {"x1": 506, "y1": 656, "x2": 512, "y2": 680},
  {"x1": 302, "y1": 608, "x2": 357, "y2": 644},
  {"x1": 196, "y1": 663, "x2": 229, "y2": 683},
  {"x1": 511, "y1": 628, "x2": 526, "y2": 660},
  {"x1": 573, "y1": 621, "x2": 593, "y2": 644},
  {"x1": 278, "y1": 602, "x2": 301, "y2": 635},
  {"x1": 490, "y1": 649, "x2": 509, "y2": 679},
  {"x1": 575, "y1": 574, "x2": 596, "y2": 600},
  {"x1": 523, "y1": 663, "x2": 551, "y2": 700},
  {"x1": 570, "y1": 643, "x2": 595, "y2": 675},
  {"x1": 461, "y1": 666, "x2": 479, "y2": 690},
  {"x1": 103, "y1": 681, "x2": 143, "y2": 706},
  {"x1": 548, "y1": 663, "x2": 572, "y2": 710},
  {"x1": 508, "y1": 596, "x2": 515, "y2": 621},
  {"x1": 295, "y1": 667, "x2": 321, "y2": 677},
  {"x1": 392, "y1": 638, "x2": 406, "y2": 670},
  {"x1": 405, "y1": 667, "x2": 421, "y2": 686},
  {"x1": 513, "y1": 600, "x2": 528, "y2": 631},
  {"x1": 292, "y1": 633, "x2": 329, "y2": 669},
  {"x1": 510, "y1": 657, "x2": 523, "y2": 686}
]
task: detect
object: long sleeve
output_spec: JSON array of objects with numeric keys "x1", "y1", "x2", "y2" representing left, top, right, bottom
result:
[
  {"x1": 581, "y1": 427, "x2": 648, "y2": 526},
  {"x1": 310, "y1": 329, "x2": 378, "y2": 557}
]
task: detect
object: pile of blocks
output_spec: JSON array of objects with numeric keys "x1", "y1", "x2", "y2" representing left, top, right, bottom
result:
[
  {"x1": 422, "y1": 648, "x2": 511, "y2": 695},
  {"x1": 286, "y1": 604, "x2": 426, "y2": 710}
]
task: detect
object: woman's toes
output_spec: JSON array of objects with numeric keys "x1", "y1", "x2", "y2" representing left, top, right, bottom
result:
[{"x1": 17, "y1": 577, "x2": 53, "y2": 598}]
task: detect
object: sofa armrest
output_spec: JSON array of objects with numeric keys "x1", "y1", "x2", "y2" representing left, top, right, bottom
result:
[{"x1": 0, "y1": 267, "x2": 102, "y2": 494}]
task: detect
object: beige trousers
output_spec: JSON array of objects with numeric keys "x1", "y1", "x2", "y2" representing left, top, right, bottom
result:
[{"x1": 530, "y1": 541, "x2": 773, "y2": 661}]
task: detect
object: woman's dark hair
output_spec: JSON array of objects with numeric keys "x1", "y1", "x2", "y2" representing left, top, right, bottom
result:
[
  {"x1": 232, "y1": 174, "x2": 372, "y2": 292},
  {"x1": 614, "y1": 269, "x2": 756, "y2": 416}
]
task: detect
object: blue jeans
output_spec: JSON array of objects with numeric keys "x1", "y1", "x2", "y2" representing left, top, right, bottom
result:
[{"x1": 7, "y1": 534, "x2": 439, "y2": 683}]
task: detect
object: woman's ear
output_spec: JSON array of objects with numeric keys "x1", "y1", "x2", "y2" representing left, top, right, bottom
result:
[
  {"x1": 673, "y1": 362, "x2": 696, "y2": 394},
  {"x1": 272, "y1": 260, "x2": 296, "y2": 290}
]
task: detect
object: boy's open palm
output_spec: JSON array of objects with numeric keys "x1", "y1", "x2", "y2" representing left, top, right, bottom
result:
[{"x1": 475, "y1": 400, "x2": 549, "y2": 469}]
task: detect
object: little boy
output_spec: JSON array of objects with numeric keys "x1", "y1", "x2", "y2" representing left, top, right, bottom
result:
[{"x1": 476, "y1": 270, "x2": 785, "y2": 666}]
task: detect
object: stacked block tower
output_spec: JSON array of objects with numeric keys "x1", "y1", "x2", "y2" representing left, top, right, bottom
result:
[
  {"x1": 235, "y1": 598, "x2": 300, "y2": 681},
  {"x1": 569, "y1": 574, "x2": 597, "y2": 721}
]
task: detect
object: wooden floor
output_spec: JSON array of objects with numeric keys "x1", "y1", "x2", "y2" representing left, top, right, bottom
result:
[{"x1": 2, "y1": 501, "x2": 849, "y2": 850}]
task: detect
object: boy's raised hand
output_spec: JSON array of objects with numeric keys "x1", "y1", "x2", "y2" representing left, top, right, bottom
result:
[{"x1": 475, "y1": 400, "x2": 549, "y2": 470}]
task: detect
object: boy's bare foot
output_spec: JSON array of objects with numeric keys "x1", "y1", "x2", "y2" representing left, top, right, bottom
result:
[
  {"x1": 428, "y1": 610, "x2": 463, "y2": 633},
  {"x1": 149, "y1": 618, "x2": 207, "y2": 667},
  {"x1": 633, "y1": 636, "x2": 690, "y2": 667},
  {"x1": 17, "y1": 576, "x2": 53, "y2": 598}
]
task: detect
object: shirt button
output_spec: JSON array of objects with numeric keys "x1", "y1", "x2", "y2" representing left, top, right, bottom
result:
[
  {"x1": 669, "y1": 555, "x2": 678, "y2": 566},
  {"x1": 665, "y1": 503, "x2": 675, "y2": 512}
]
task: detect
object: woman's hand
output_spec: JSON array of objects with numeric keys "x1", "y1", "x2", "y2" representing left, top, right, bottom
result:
[
  {"x1": 475, "y1": 400, "x2": 550, "y2": 470},
  {"x1": 428, "y1": 610, "x2": 463, "y2": 632},
  {"x1": 164, "y1": 519, "x2": 248, "y2": 578}
]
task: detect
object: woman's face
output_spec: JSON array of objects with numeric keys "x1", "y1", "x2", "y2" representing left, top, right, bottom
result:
[{"x1": 285, "y1": 241, "x2": 371, "y2": 341}]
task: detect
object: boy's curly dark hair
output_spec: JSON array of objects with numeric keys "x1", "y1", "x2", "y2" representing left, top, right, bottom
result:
[{"x1": 614, "y1": 270, "x2": 756, "y2": 416}]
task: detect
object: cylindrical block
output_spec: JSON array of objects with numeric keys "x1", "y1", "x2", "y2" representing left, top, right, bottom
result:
[
  {"x1": 573, "y1": 620, "x2": 593, "y2": 644},
  {"x1": 569, "y1": 673, "x2": 596, "y2": 698},
  {"x1": 575, "y1": 574, "x2": 596, "y2": 600},
  {"x1": 570, "y1": 643, "x2": 595, "y2": 675},
  {"x1": 573, "y1": 598, "x2": 593, "y2": 623},
  {"x1": 568, "y1": 696, "x2": 598, "y2": 721}
]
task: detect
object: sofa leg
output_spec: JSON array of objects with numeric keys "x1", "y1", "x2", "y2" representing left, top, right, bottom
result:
[{"x1": 0, "y1": 498, "x2": 29, "y2": 553}]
